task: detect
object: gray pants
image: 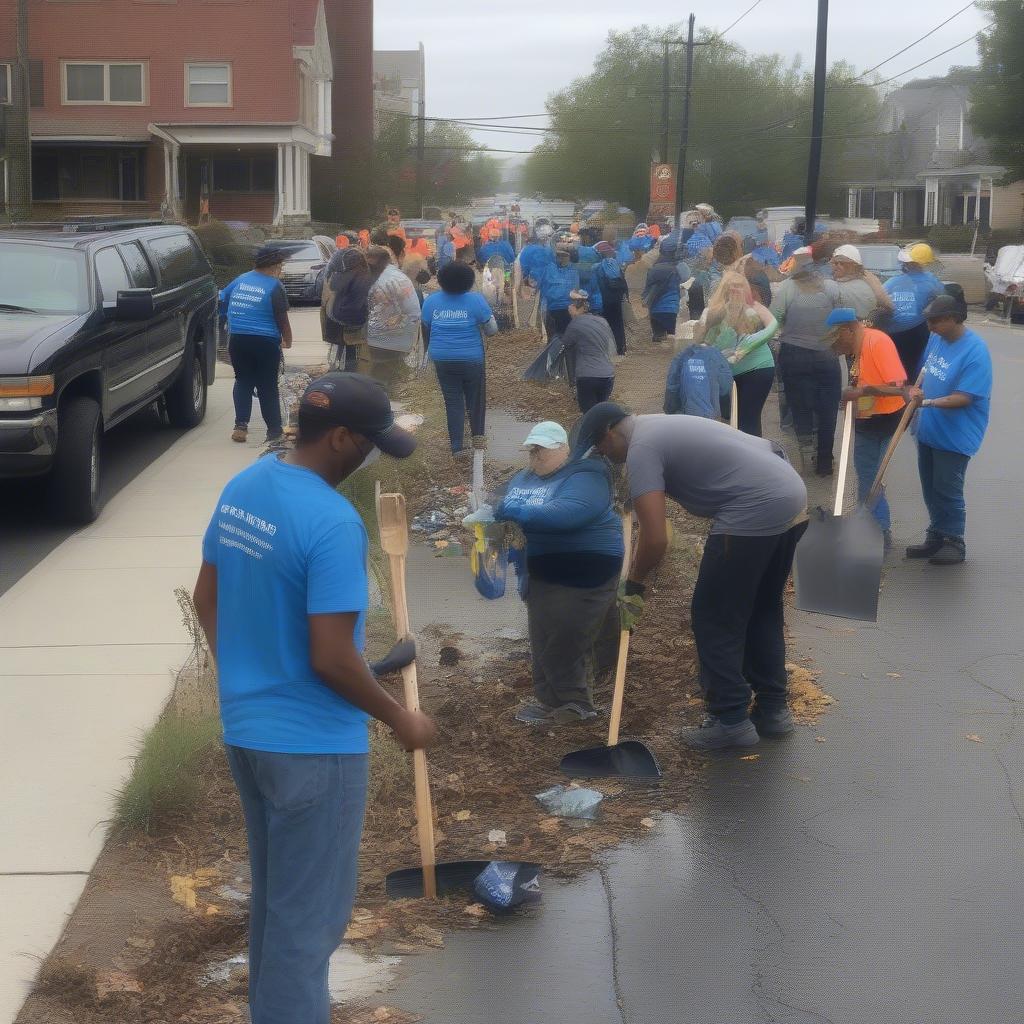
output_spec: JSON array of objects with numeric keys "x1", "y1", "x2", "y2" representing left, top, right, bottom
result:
[{"x1": 526, "y1": 574, "x2": 619, "y2": 710}]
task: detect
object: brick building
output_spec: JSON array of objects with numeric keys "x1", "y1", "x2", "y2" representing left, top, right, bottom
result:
[{"x1": 0, "y1": 0, "x2": 334, "y2": 224}]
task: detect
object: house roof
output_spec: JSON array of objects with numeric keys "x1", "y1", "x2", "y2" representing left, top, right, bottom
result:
[{"x1": 289, "y1": 0, "x2": 322, "y2": 45}]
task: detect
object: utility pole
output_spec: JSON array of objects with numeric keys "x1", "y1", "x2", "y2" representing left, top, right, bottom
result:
[
  {"x1": 673, "y1": 14, "x2": 696, "y2": 230},
  {"x1": 803, "y1": 0, "x2": 829, "y2": 243},
  {"x1": 659, "y1": 40, "x2": 671, "y2": 163},
  {"x1": 415, "y1": 42, "x2": 426, "y2": 216},
  {"x1": 2, "y1": 0, "x2": 32, "y2": 219}
]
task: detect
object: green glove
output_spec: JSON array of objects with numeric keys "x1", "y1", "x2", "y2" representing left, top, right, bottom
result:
[{"x1": 617, "y1": 583, "x2": 645, "y2": 633}]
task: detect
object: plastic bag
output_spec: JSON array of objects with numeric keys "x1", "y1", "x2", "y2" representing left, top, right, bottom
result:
[
  {"x1": 535, "y1": 784, "x2": 604, "y2": 820},
  {"x1": 473, "y1": 861, "x2": 542, "y2": 912},
  {"x1": 470, "y1": 522, "x2": 507, "y2": 599}
]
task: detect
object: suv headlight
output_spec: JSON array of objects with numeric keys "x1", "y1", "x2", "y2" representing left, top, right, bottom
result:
[{"x1": 0, "y1": 376, "x2": 54, "y2": 411}]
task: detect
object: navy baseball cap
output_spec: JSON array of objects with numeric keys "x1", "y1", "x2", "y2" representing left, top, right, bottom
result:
[
  {"x1": 254, "y1": 244, "x2": 287, "y2": 268},
  {"x1": 825, "y1": 307, "x2": 859, "y2": 326},
  {"x1": 575, "y1": 401, "x2": 630, "y2": 452},
  {"x1": 299, "y1": 373, "x2": 416, "y2": 458}
]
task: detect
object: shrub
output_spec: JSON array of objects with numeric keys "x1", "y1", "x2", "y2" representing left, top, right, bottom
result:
[{"x1": 193, "y1": 220, "x2": 253, "y2": 288}]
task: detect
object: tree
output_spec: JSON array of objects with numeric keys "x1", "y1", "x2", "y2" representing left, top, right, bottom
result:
[
  {"x1": 970, "y1": 0, "x2": 1024, "y2": 183},
  {"x1": 522, "y1": 25, "x2": 880, "y2": 218}
]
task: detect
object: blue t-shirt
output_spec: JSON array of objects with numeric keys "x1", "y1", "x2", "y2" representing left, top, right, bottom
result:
[
  {"x1": 201, "y1": 455, "x2": 370, "y2": 754},
  {"x1": 478, "y1": 240, "x2": 515, "y2": 265},
  {"x1": 916, "y1": 328, "x2": 992, "y2": 456},
  {"x1": 421, "y1": 290, "x2": 492, "y2": 362},
  {"x1": 220, "y1": 270, "x2": 287, "y2": 340},
  {"x1": 536, "y1": 263, "x2": 580, "y2": 312},
  {"x1": 884, "y1": 270, "x2": 945, "y2": 331}
]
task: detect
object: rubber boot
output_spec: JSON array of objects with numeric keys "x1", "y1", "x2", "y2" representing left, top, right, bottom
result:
[
  {"x1": 231, "y1": 423, "x2": 248, "y2": 443},
  {"x1": 906, "y1": 530, "x2": 943, "y2": 559},
  {"x1": 928, "y1": 536, "x2": 966, "y2": 565}
]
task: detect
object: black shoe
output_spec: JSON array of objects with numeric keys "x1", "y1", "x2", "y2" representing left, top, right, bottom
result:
[
  {"x1": 750, "y1": 705, "x2": 796, "y2": 737},
  {"x1": 815, "y1": 460, "x2": 834, "y2": 477},
  {"x1": 928, "y1": 537, "x2": 965, "y2": 565},
  {"x1": 906, "y1": 532, "x2": 943, "y2": 559}
]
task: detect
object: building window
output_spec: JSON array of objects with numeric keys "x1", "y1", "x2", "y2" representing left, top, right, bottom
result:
[
  {"x1": 32, "y1": 146, "x2": 145, "y2": 201},
  {"x1": 186, "y1": 63, "x2": 231, "y2": 106},
  {"x1": 62, "y1": 61, "x2": 145, "y2": 104},
  {"x1": 212, "y1": 156, "x2": 275, "y2": 193},
  {"x1": 1, "y1": 63, "x2": 11, "y2": 105}
]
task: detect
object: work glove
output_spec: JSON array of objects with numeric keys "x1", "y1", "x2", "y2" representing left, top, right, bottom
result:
[
  {"x1": 617, "y1": 581, "x2": 646, "y2": 633},
  {"x1": 369, "y1": 636, "x2": 416, "y2": 677}
]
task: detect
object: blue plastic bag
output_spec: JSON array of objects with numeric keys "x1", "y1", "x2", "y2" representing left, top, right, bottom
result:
[
  {"x1": 473, "y1": 861, "x2": 542, "y2": 912},
  {"x1": 470, "y1": 523, "x2": 507, "y2": 600}
]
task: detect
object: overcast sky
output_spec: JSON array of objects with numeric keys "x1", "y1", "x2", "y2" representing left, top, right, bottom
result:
[{"x1": 374, "y1": 0, "x2": 988, "y2": 159}]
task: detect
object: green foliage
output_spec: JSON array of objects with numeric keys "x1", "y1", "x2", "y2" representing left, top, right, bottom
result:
[
  {"x1": 523, "y1": 26, "x2": 880, "y2": 218},
  {"x1": 925, "y1": 225, "x2": 977, "y2": 250},
  {"x1": 374, "y1": 114, "x2": 502, "y2": 215},
  {"x1": 113, "y1": 712, "x2": 222, "y2": 833},
  {"x1": 970, "y1": 1, "x2": 1024, "y2": 183},
  {"x1": 193, "y1": 220, "x2": 252, "y2": 288}
]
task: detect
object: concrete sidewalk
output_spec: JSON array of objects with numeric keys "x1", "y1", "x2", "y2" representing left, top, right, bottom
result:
[{"x1": 0, "y1": 319, "x2": 330, "y2": 1021}]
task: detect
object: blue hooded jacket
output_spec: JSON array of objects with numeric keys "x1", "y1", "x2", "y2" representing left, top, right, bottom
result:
[
  {"x1": 496, "y1": 456, "x2": 624, "y2": 587},
  {"x1": 664, "y1": 343, "x2": 734, "y2": 418},
  {"x1": 519, "y1": 242, "x2": 554, "y2": 284},
  {"x1": 536, "y1": 262, "x2": 580, "y2": 312},
  {"x1": 575, "y1": 245, "x2": 604, "y2": 313},
  {"x1": 478, "y1": 239, "x2": 516, "y2": 266}
]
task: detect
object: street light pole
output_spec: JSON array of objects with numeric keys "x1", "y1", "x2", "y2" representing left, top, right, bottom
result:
[
  {"x1": 803, "y1": 0, "x2": 829, "y2": 243},
  {"x1": 415, "y1": 42, "x2": 426, "y2": 216},
  {"x1": 2, "y1": 0, "x2": 32, "y2": 219},
  {"x1": 660, "y1": 40, "x2": 671, "y2": 163},
  {"x1": 673, "y1": 13, "x2": 696, "y2": 230}
]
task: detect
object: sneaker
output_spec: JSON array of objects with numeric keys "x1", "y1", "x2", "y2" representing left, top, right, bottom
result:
[
  {"x1": 515, "y1": 702, "x2": 554, "y2": 724},
  {"x1": 906, "y1": 531, "x2": 943, "y2": 559},
  {"x1": 928, "y1": 537, "x2": 965, "y2": 565},
  {"x1": 514, "y1": 701, "x2": 597, "y2": 725},
  {"x1": 231, "y1": 424, "x2": 248, "y2": 443},
  {"x1": 266, "y1": 431, "x2": 284, "y2": 443},
  {"x1": 750, "y1": 705, "x2": 795, "y2": 737},
  {"x1": 815, "y1": 458, "x2": 834, "y2": 477},
  {"x1": 679, "y1": 715, "x2": 760, "y2": 751}
]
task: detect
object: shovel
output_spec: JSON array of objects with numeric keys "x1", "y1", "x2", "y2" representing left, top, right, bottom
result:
[
  {"x1": 729, "y1": 380, "x2": 739, "y2": 430},
  {"x1": 559, "y1": 513, "x2": 662, "y2": 780},
  {"x1": 794, "y1": 385, "x2": 917, "y2": 621},
  {"x1": 375, "y1": 491, "x2": 514, "y2": 898}
]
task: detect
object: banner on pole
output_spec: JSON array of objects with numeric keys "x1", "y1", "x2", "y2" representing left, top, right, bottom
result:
[{"x1": 648, "y1": 162, "x2": 676, "y2": 219}]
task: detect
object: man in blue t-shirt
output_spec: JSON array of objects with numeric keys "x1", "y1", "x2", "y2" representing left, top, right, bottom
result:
[
  {"x1": 192, "y1": 373, "x2": 435, "y2": 1024},
  {"x1": 904, "y1": 296, "x2": 992, "y2": 566}
]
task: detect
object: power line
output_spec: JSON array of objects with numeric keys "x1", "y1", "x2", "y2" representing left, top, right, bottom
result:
[
  {"x1": 713, "y1": 0, "x2": 767, "y2": 40},
  {"x1": 870, "y1": 30, "x2": 985, "y2": 86}
]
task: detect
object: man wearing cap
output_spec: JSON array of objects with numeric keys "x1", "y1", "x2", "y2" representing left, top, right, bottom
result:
[
  {"x1": 576, "y1": 403, "x2": 807, "y2": 750},
  {"x1": 826, "y1": 308, "x2": 907, "y2": 549},
  {"x1": 883, "y1": 243, "x2": 946, "y2": 377},
  {"x1": 534, "y1": 245, "x2": 580, "y2": 338},
  {"x1": 219, "y1": 246, "x2": 294, "y2": 444},
  {"x1": 192, "y1": 373, "x2": 435, "y2": 1024},
  {"x1": 903, "y1": 295, "x2": 992, "y2": 565},
  {"x1": 562, "y1": 290, "x2": 616, "y2": 412},
  {"x1": 830, "y1": 245, "x2": 893, "y2": 322}
]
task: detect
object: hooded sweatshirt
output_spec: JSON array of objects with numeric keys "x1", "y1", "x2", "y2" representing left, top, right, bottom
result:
[
  {"x1": 519, "y1": 242, "x2": 554, "y2": 284},
  {"x1": 664, "y1": 343, "x2": 734, "y2": 417},
  {"x1": 643, "y1": 253, "x2": 683, "y2": 314},
  {"x1": 324, "y1": 247, "x2": 372, "y2": 327},
  {"x1": 536, "y1": 262, "x2": 580, "y2": 312},
  {"x1": 496, "y1": 456, "x2": 624, "y2": 587}
]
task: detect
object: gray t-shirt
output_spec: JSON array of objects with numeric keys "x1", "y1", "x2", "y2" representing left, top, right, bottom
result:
[
  {"x1": 837, "y1": 278, "x2": 879, "y2": 320},
  {"x1": 626, "y1": 415, "x2": 807, "y2": 537},
  {"x1": 562, "y1": 313, "x2": 615, "y2": 379},
  {"x1": 770, "y1": 277, "x2": 841, "y2": 351}
]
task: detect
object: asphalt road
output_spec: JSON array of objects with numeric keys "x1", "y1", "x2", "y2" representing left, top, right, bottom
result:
[{"x1": 384, "y1": 317, "x2": 1024, "y2": 1024}]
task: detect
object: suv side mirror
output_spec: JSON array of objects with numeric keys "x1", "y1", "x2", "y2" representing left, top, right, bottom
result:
[{"x1": 114, "y1": 289, "x2": 155, "y2": 321}]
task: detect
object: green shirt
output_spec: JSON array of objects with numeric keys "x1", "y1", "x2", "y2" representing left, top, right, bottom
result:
[{"x1": 705, "y1": 316, "x2": 779, "y2": 376}]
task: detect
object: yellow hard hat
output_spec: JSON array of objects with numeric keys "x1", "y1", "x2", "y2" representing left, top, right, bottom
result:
[{"x1": 898, "y1": 242, "x2": 935, "y2": 266}]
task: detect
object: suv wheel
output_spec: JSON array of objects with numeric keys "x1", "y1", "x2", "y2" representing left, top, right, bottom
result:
[
  {"x1": 48, "y1": 396, "x2": 102, "y2": 524},
  {"x1": 166, "y1": 336, "x2": 207, "y2": 429}
]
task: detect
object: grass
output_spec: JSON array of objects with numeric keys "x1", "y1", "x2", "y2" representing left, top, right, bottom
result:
[{"x1": 113, "y1": 711, "x2": 223, "y2": 834}]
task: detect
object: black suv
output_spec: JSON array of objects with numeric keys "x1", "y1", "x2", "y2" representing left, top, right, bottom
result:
[{"x1": 0, "y1": 219, "x2": 218, "y2": 523}]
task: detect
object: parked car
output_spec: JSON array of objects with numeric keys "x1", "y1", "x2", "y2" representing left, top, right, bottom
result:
[
  {"x1": 984, "y1": 245, "x2": 1024, "y2": 323},
  {"x1": 725, "y1": 216, "x2": 759, "y2": 243},
  {"x1": 0, "y1": 219, "x2": 218, "y2": 523},
  {"x1": 278, "y1": 236, "x2": 334, "y2": 303}
]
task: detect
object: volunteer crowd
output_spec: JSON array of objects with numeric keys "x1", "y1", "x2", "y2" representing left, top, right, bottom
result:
[{"x1": 209, "y1": 203, "x2": 993, "y2": 1024}]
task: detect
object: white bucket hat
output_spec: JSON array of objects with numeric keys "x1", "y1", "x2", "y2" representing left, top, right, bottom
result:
[{"x1": 832, "y1": 243, "x2": 862, "y2": 265}]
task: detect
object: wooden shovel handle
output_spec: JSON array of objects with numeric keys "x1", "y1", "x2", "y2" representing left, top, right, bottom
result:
[
  {"x1": 833, "y1": 400, "x2": 854, "y2": 516},
  {"x1": 866, "y1": 369, "x2": 924, "y2": 505},
  {"x1": 729, "y1": 381, "x2": 739, "y2": 430},
  {"x1": 607, "y1": 513, "x2": 634, "y2": 748}
]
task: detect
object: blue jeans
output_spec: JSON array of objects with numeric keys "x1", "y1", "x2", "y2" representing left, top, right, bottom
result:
[
  {"x1": 226, "y1": 746, "x2": 369, "y2": 1024},
  {"x1": 853, "y1": 428, "x2": 893, "y2": 530},
  {"x1": 433, "y1": 359, "x2": 486, "y2": 452},
  {"x1": 778, "y1": 343, "x2": 842, "y2": 466},
  {"x1": 917, "y1": 442, "x2": 970, "y2": 540},
  {"x1": 229, "y1": 334, "x2": 282, "y2": 435}
]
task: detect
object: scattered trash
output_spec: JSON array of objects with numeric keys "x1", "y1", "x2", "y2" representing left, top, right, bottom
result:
[
  {"x1": 886, "y1": 672, "x2": 902, "y2": 679},
  {"x1": 535, "y1": 784, "x2": 604, "y2": 820},
  {"x1": 739, "y1": 754, "x2": 760, "y2": 762},
  {"x1": 395, "y1": 413, "x2": 424, "y2": 433},
  {"x1": 640, "y1": 817, "x2": 656, "y2": 828},
  {"x1": 454, "y1": 809, "x2": 472, "y2": 821},
  {"x1": 473, "y1": 860, "x2": 542, "y2": 912},
  {"x1": 464, "y1": 902, "x2": 488, "y2": 918},
  {"x1": 966, "y1": 733, "x2": 983, "y2": 743},
  {"x1": 487, "y1": 829, "x2": 507, "y2": 846},
  {"x1": 411, "y1": 510, "x2": 450, "y2": 534},
  {"x1": 815, "y1": 736, "x2": 827, "y2": 742},
  {"x1": 200, "y1": 954, "x2": 248, "y2": 987}
]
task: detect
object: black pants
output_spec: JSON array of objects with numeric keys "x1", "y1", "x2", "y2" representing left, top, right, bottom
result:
[
  {"x1": 733, "y1": 366, "x2": 775, "y2": 437},
  {"x1": 601, "y1": 300, "x2": 627, "y2": 355},
  {"x1": 688, "y1": 282, "x2": 706, "y2": 321},
  {"x1": 890, "y1": 322, "x2": 930, "y2": 379},
  {"x1": 229, "y1": 333, "x2": 282, "y2": 435},
  {"x1": 545, "y1": 308, "x2": 571, "y2": 338},
  {"x1": 576, "y1": 375, "x2": 614, "y2": 412},
  {"x1": 433, "y1": 359, "x2": 485, "y2": 452},
  {"x1": 690, "y1": 523, "x2": 807, "y2": 725},
  {"x1": 650, "y1": 311, "x2": 677, "y2": 341},
  {"x1": 778, "y1": 343, "x2": 841, "y2": 468}
]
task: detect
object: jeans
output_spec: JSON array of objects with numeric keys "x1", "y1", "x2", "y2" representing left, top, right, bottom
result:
[
  {"x1": 778, "y1": 343, "x2": 841, "y2": 467},
  {"x1": 649, "y1": 310, "x2": 677, "y2": 340},
  {"x1": 853, "y1": 427, "x2": 895, "y2": 530},
  {"x1": 433, "y1": 359, "x2": 486, "y2": 452},
  {"x1": 576, "y1": 375, "x2": 614, "y2": 412},
  {"x1": 526, "y1": 574, "x2": 619, "y2": 709},
  {"x1": 226, "y1": 746, "x2": 369, "y2": 1024},
  {"x1": 891, "y1": 322, "x2": 930, "y2": 380},
  {"x1": 229, "y1": 334, "x2": 282, "y2": 435},
  {"x1": 917, "y1": 442, "x2": 970, "y2": 540},
  {"x1": 601, "y1": 300, "x2": 627, "y2": 355},
  {"x1": 367, "y1": 346, "x2": 408, "y2": 392},
  {"x1": 690, "y1": 524, "x2": 807, "y2": 724},
  {"x1": 733, "y1": 366, "x2": 775, "y2": 437},
  {"x1": 545, "y1": 307, "x2": 571, "y2": 338}
]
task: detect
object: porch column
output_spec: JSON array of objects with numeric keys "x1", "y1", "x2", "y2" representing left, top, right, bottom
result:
[
  {"x1": 275, "y1": 143, "x2": 286, "y2": 225},
  {"x1": 924, "y1": 177, "x2": 939, "y2": 226}
]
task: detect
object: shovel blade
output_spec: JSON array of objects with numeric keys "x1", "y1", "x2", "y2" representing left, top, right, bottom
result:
[
  {"x1": 559, "y1": 740, "x2": 662, "y2": 780},
  {"x1": 794, "y1": 507, "x2": 884, "y2": 621},
  {"x1": 385, "y1": 860, "x2": 493, "y2": 900}
]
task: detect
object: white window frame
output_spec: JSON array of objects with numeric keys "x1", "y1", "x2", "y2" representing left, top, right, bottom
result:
[
  {"x1": 61, "y1": 61, "x2": 147, "y2": 106},
  {"x1": 184, "y1": 62, "x2": 232, "y2": 108},
  {"x1": 0, "y1": 63, "x2": 11, "y2": 106}
]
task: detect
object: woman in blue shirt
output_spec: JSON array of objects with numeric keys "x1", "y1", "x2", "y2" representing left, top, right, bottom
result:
[
  {"x1": 421, "y1": 261, "x2": 498, "y2": 456},
  {"x1": 494, "y1": 421, "x2": 624, "y2": 725},
  {"x1": 643, "y1": 239, "x2": 683, "y2": 341},
  {"x1": 905, "y1": 295, "x2": 993, "y2": 566},
  {"x1": 219, "y1": 245, "x2": 293, "y2": 444},
  {"x1": 882, "y1": 243, "x2": 947, "y2": 379}
]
